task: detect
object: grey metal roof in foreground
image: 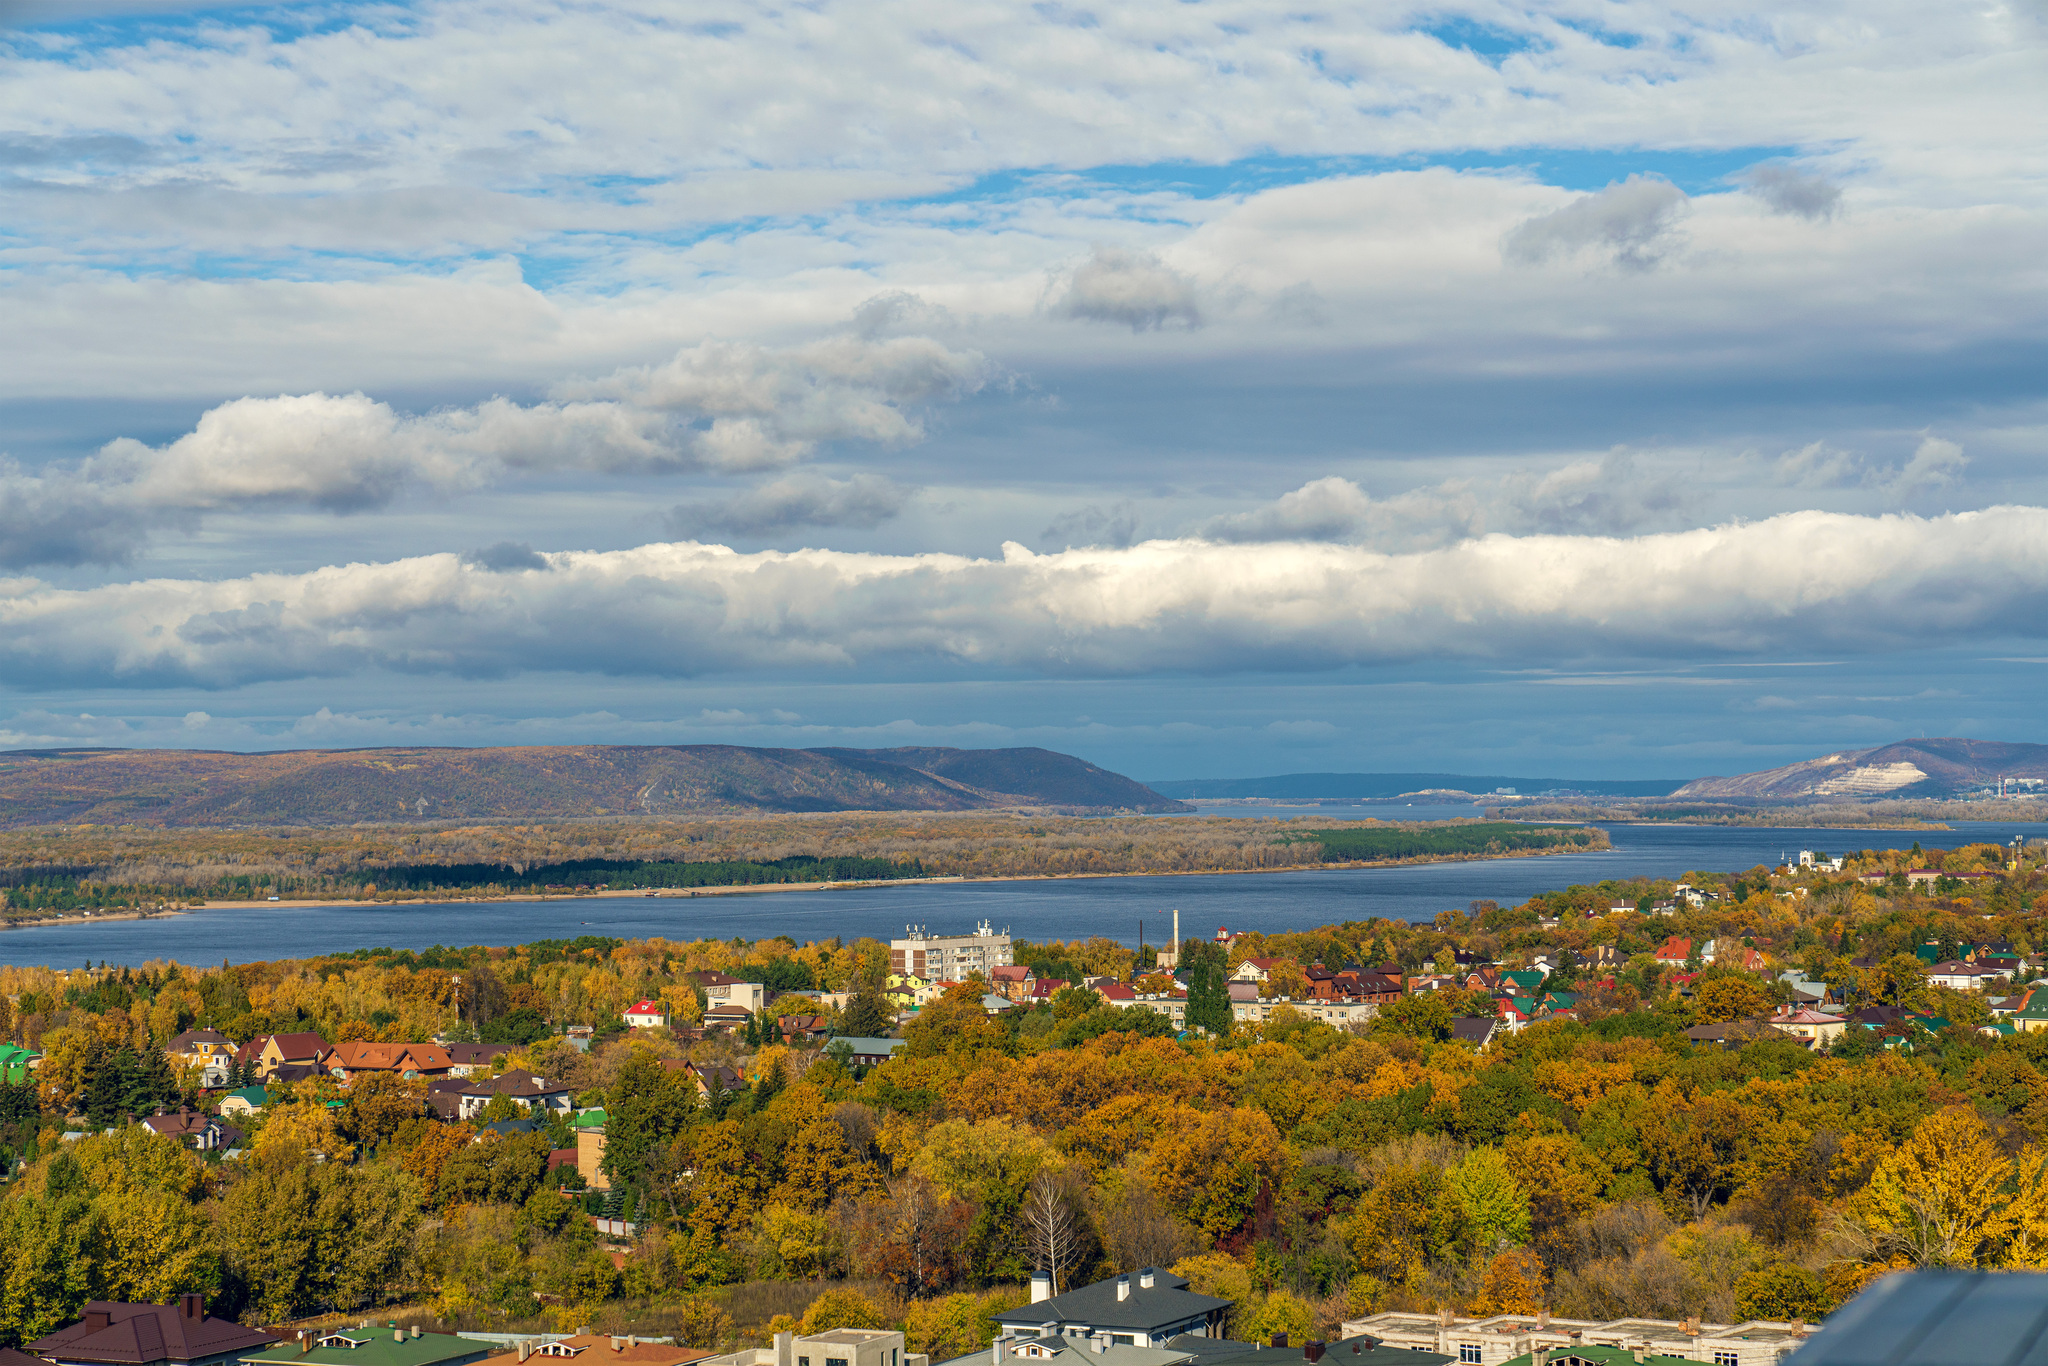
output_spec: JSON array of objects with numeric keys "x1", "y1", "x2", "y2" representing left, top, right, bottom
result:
[
  {"x1": 1788, "y1": 1269, "x2": 2048, "y2": 1366},
  {"x1": 992, "y1": 1276, "x2": 1232, "y2": 1333}
]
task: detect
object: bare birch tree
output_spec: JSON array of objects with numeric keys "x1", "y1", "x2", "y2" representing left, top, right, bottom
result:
[{"x1": 1024, "y1": 1171, "x2": 1083, "y2": 1294}]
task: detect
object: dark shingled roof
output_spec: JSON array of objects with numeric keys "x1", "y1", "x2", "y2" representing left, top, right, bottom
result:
[
  {"x1": 992, "y1": 1274, "x2": 1231, "y2": 1334},
  {"x1": 31, "y1": 1298, "x2": 276, "y2": 1365}
]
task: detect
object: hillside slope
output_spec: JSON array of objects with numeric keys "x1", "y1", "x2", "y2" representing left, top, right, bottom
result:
[
  {"x1": 808, "y1": 746, "x2": 1185, "y2": 811},
  {"x1": 1671, "y1": 738, "x2": 2048, "y2": 800},
  {"x1": 1149, "y1": 772, "x2": 1685, "y2": 799},
  {"x1": 0, "y1": 744, "x2": 1185, "y2": 827}
]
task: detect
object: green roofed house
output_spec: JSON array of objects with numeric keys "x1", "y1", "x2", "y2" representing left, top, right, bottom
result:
[
  {"x1": 219, "y1": 1086, "x2": 269, "y2": 1117},
  {"x1": 0, "y1": 1043, "x2": 40, "y2": 1085},
  {"x1": 1499, "y1": 969, "x2": 1547, "y2": 995},
  {"x1": 2011, "y1": 988, "x2": 2048, "y2": 1033},
  {"x1": 243, "y1": 1326, "x2": 497, "y2": 1366}
]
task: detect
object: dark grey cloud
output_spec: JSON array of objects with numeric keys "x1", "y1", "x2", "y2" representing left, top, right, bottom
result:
[
  {"x1": 461, "y1": 541, "x2": 551, "y2": 572},
  {"x1": 666, "y1": 472, "x2": 910, "y2": 538},
  {"x1": 1505, "y1": 175, "x2": 1689, "y2": 270},
  {"x1": 1041, "y1": 500, "x2": 1141, "y2": 549},
  {"x1": 0, "y1": 469, "x2": 154, "y2": 567},
  {"x1": 1744, "y1": 165, "x2": 1843, "y2": 220},
  {"x1": 1051, "y1": 247, "x2": 1201, "y2": 330}
]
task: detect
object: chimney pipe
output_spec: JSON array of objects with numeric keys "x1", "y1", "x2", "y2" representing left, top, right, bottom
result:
[
  {"x1": 1031, "y1": 1274, "x2": 1052, "y2": 1305},
  {"x1": 520, "y1": 1345, "x2": 531, "y2": 1363},
  {"x1": 776, "y1": 1332, "x2": 795, "y2": 1366},
  {"x1": 1139, "y1": 1268, "x2": 1155, "y2": 1290},
  {"x1": 1273, "y1": 1336, "x2": 1289, "y2": 1351},
  {"x1": 1116, "y1": 1276, "x2": 1130, "y2": 1303},
  {"x1": 412, "y1": 1329, "x2": 421, "y2": 1340},
  {"x1": 1304, "y1": 1344, "x2": 1324, "y2": 1364}
]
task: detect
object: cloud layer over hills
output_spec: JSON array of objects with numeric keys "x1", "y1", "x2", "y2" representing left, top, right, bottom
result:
[{"x1": 0, "y1": 0, "x2": 2042, "y2": 776}]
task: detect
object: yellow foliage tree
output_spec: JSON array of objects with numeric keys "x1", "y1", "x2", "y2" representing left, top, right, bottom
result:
[{"x1": 1852, "y1": 1105, "x2": 2013, "y2": 1267}]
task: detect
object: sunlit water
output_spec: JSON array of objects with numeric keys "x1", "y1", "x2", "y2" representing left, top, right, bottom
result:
[{"x1": 4, "y1": 819, "x2": 2037, "y2": 968}]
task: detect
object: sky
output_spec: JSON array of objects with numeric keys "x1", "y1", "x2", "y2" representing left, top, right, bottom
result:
[{"x1": 0, "y1": 0, "x2": 2044, "y2": 783}]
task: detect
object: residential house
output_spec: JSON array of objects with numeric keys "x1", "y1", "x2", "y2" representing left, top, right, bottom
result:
[
  {"x1": 777, "y1": 1013, "x2": 832, "y2": 1041},
  {"x1": 1028, "y1": 978, "x2": 1070, "y2": 1003},
  {"x1": 992, "y1": 1339, "x2": 1191, "y2": 1366},
  {"x1": 0, "y1": 1042, "x2": 42, "y2": 1084},
  {"x1": 141, "y1": 1108, "x2": 241, "y2": 1151},
  {"x1": 885, "y1": 973, "x2": 933, "y2": 1010},
  {"x1": 218, "y1": 1086, "x2": 269, "y2": 1117},
  {"x1": 699, "y1": 1329, "x2": 916, "y2": 1366},
  {"x1": 475, "y1": 1334, "x2": 714, "y2": 1366},
  {"x1": 1348, "y1": 972, "x2": 1404, "y2": 1004},
  {"x1": 427, "y1": 1069, "x2": 572, "y2": 1121},
  {"x1": 1096, "y1": 982, "x2": 1138, "y2": 1004},
  {"x1": 1342, "y1": 1310, "x2": 1813, "y2": 1366},
  {"x1": 837, "y1": 1037, "x2": 906, "y2": 1068},
  {"x1": 325, "y1": 1040, "x2": 454, "y2": 1081},
  {"x1": 1683, "y1": 1019, "x2": 1784, "y2": 1050},
  {"x1": 676, "y1": 1060, "x2": 743, "y2": 1101},
  {"x1": 573, "y1": 1109, "x2": 608, "y2": 1190},
  {"x1": 442, "y1": 1044, "x2": 515, "y2": 1077},
  {"x1": 1497, "y1": 968, "x2": 1547, "y2": 995},
  {"x1": 1450, "y1": 1017, "x2": 1498, "y2": 1049},
  {"x1": 1161, "y1": 1337, "x2": 1444, "y2": 1366},
  {"x1": 1768, "y1": 1008, "x2": 1846, "y2": 1047},
  {"x1": 1905, "y1": 869, "x2": 1942, "y2": 887},
  {"x1": 1231, "y1": 958, "x2": 1288, "y2": 984},
  {"x1": 2007, "y1": 989, "x2": 2048, "y2": 1033},
  {"x1": 989, "y1": 965, "x2": 1034, "y2": 1001},
  {"x1": 30, "y1": 1296, "x2": 276, "y2": 1366},
  {"x1": 235, "y1": 1031, "x2": 329, "y2": 1080},
  {"x1": 623, "y1": 999, "x2": 669, "y2": 1029},
  {"x1": 244, "y1": 1327, "x2": 498, "y2": 1366},
  {"x1": 1493, "y1": 997, "x2": 1536, "y2": 1034},
  {"x1": 1130, "y1": 991, "x2": 1188, "y2": 1030},
  {"x1": 1926, "y1": 960, "x2": 2005, "y2": 992},
  {"x1": 1652, "y1": 937, "x2": 1693, "y2": 966},
  {"x1": 695, "y1": 971, "x2": 767, "y2": 1014},
  {"x1": 166, "y1": 1029, "x2": 235, "y2": 1076},
  {"x1": 1290, "y1": 997, "x2": 1376, "y2": 1028},
  {"x1": 703, "y1": 1004, "x2": 754, "y2": 1033},
  {"x1": 991, "y1": 1269, "x2": 1231, "y2": 1347}
]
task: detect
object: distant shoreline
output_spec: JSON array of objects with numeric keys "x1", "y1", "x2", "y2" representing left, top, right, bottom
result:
[
  {"x1": 129, "y1": 840, "x2": 1602, "y2": 913},
  {"x1": 0, "y1": 906, "x2": 184, "y2": 931}
]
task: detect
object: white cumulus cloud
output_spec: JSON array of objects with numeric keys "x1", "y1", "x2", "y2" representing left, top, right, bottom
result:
[{"x1": 3, "y1": 508, "x2": 2046, "y2": 688}]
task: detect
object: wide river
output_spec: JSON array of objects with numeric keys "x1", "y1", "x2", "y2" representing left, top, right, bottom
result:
[{"x1": 3, "y1": 809, "x2": 2039, "y2": 968}]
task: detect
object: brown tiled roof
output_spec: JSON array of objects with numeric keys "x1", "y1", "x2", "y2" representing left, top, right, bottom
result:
[
  {"x1": 477, "y1": 1336, "x2": 712, "y2": 1366},
  {"x1": 166, "y1": 1030, "x2": 232, "y2": 1052},
  {"x1": 444, "y1": 1044, "x2": 514, "y2": 1067},
  {"x1": 328, "y1": 1041, "x2": 453, "y2": 1074},
  {"x1": 30, "y1": 1297, "x2": 276, "y2": 1365}
]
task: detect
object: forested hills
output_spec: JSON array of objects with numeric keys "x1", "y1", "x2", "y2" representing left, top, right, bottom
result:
[{"x1": 0, "y1": 743, "x2": 1188, "y2": 828}]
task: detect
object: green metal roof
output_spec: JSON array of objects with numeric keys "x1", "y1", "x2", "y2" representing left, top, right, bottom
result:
[
  {"x1": 242, "y1": 1331, "x2": 497, "y2": 1366},
  {"x1": 572, "y1": 1108, "x2": 607, "y2": 1128}
]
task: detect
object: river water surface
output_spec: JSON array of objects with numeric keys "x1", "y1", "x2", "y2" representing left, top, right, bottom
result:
[{"x1": 3, "y1": 817, "x2": 2038, "y2": 968}]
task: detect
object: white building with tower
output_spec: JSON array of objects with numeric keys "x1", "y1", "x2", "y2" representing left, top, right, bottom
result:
[{"x1": 891, "y1": 921, "x2": 1013, "y2": 982}]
